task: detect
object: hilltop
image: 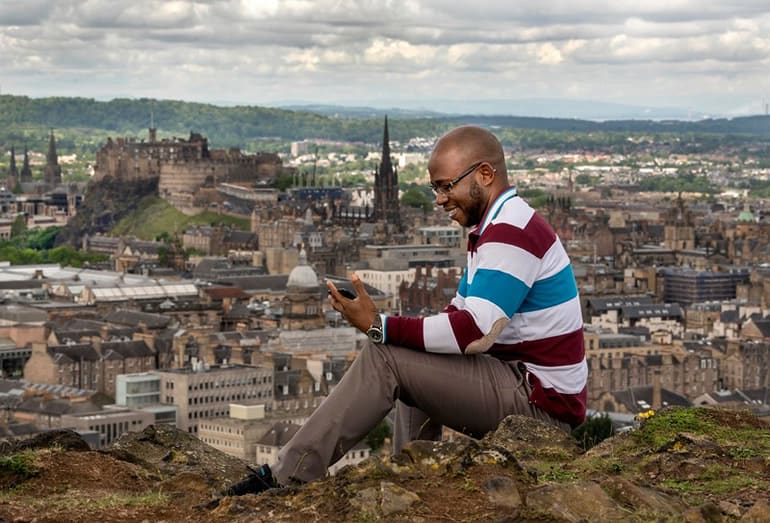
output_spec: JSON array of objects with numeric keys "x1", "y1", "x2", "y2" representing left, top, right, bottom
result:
[
  {"x1": 1, "y1": 407, "x2": 769, "y2": 522},
  {"x1": 3, "y1": 95, "x2": 770, "y2": 155}
]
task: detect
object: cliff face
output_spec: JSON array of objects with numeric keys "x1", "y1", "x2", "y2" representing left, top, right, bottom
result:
[
  {"x1": 55, "y1": 175, "x2": 159, "y2": 248},
  {"x1": 1, "y1": 407, "x2": 769, "y2": 522}
]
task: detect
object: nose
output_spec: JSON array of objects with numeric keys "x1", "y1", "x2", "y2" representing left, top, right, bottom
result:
[{"x1": 434, "y1": 191, "x2": 448, "y2": 205}]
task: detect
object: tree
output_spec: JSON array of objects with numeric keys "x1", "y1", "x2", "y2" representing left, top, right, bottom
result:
[
  {"x1": 365, "y1": 420, "x2": 392, "y2": 452},
  {"x1": 572, "y1": 413, "x2": 615, "y2": 451},
  {"x1": 400, "y1": 185, "x2": 434, "y2": 213},
  {"x1": 10, "y1": 215, "x2": 26, "y2": 238}
]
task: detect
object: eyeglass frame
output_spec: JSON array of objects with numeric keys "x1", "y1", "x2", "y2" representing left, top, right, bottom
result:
[{"x1": 430, "y1": 161, "x2": 484, "y2": 196}]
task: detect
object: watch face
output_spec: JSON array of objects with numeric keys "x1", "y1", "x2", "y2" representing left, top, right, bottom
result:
[{"x1": 367, "y1": 327, "x2": 384, "y2": 343}]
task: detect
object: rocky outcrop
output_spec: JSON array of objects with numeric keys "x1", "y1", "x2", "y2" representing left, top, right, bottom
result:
[
  {"x1": 0, "y1": 407, "x2": 768, "y2": 522},
  {"x1": 55, "y1": 175, "x2": 159, "y2": 248}
]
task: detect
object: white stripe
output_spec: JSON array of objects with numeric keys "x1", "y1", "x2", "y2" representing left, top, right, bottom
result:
[
  {"x1": 423, "y1": 314, "x2": 462, "y2": 354},
  {"x1": 539, "y1": 241, "x2": 571, "y2": 279},
  {"x1": 480, "y1": 187, "x2": 520, "y2": 234},
  {"x1": 464, "y1": 296, "x2": 508, "y2": 336},
  {"x1": 488, "y1": 196, "x2": 534, "y2": 229},
  {"x1": 497, "y1": 296, "x2": 583, "y2": 343},
  {"x1": 474, "y1": 242, "x2": 540, "y2": 287},
  {"x1": 449, "y1": 294, "x2": 466, "y2": 309},
  {"x1": 523, "y1": 359, "x2": 587, "y2": 394}
]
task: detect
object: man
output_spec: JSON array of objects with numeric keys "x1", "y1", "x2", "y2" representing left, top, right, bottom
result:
[{"x1": 226, "y1": 125, "x2": 586, "y2": 495}]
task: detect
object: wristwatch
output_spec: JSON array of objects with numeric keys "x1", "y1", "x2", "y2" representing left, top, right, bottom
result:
[{"x1": 366, "y1": 314, "x2": 384, "y2": 344}]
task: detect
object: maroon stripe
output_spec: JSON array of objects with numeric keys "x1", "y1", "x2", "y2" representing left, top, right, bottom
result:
[
  {"x1": 528, "y1": 375, "x2": 587, "y2": 427},
  {"x1": 442, "y1": 304, "x2": 459, "y2": 313},
  {"x1": 476, "y1": 213, "x2": 556, "y2": 259},
  {"x1": 386, "y1": 316, "x2": 425, "y2": 351},
  {"x1": 447, "y1": 310, "x2": 485, "y2": 353},
  {"x1": 487, "y1": 329, "x2": 585, "y2": 366}
]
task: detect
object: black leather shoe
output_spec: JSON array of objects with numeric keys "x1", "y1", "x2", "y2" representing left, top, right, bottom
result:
[{"x1": 224, "y1": 464, "x2": 280, "y2": 496}]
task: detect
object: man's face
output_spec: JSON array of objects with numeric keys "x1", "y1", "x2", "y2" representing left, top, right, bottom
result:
[{"x1": 429, "y1": 160, "x2": 487, "y2": 228}]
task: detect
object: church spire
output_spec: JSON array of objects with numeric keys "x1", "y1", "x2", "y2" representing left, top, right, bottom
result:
[
  {"x1": 381, "y1": 115, "x2": 391, "y2": 168},
  {"x1": 20, "y1": 145, "x2": 32, "y2": 183},
  {"x1": 9, "y1": 146, "x2": 17, "y2": 177},
  {"x1": 373, "y1": 115, "x2": 400, "y2": 227},
  {"x1": 44, "y1": 129, "x2": 62, "y2": 187},
  {"x1": 6, "y1": 146, "x2": 18, "y2": 190},
  {"x1": 47, "y1": 129, "x2": 58, "y2": 165}
]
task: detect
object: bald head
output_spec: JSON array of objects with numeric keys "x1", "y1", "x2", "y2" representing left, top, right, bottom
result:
[{"x1": 429, "y1": 126, "x2": 506, "y2": 178}]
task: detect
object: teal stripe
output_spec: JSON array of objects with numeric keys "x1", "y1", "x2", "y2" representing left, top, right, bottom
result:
[
  {"x1": 467, "y1": 268, "x2": 529, "y2": 317},
  {"x1": 519, "y1": 265, "x2": 578, "y2": 313},
  {"x1": 457, "y1": 270, "x2": 468, "y2": 298}
]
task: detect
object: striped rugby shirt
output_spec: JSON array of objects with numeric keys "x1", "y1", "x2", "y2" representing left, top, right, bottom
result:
[{"x1": 385, "y1": 187, "x2": 587, "y2": 427}]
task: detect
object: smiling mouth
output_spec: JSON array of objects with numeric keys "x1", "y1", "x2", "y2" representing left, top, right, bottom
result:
[{"x1": 446, "y1": 208, "x2": 459, "y2": 218}]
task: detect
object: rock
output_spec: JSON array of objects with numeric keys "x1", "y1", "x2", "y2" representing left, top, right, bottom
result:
[
  {"x1": 526, "y1": 480, "x2": 629, "y2": 522},
  {"x1": 683, "y1": 502, "x2": 722, "y2": 523},
  {"x1": 350, "y1": 486, "x2": 379, "y2": 517},
  {"x1": 380, "y1": 482, "x2": 420, "y2": 516},
  {"x1": 601, "y1": 476, "x2": 684, "y2": 515},
  {"x1": 719, "y1": 500, "x2": 741, "y2": 518},
  {"x1": 348, "y1": 481, "x2": 420, "y2": 518},
  {"x1": 741, "y1": 500, "x2": 770, "y2": 522},
  {"x1": 104, "y1": 424, "x2": 248, "y2": 488},
  {"x1": 482, "y1": 415, "x2": 582, "y2": 464},
  {"x1": 3, "y1": 429, "x2": 91, "y2": 453},
  {"x1": 483, "y1": 476, "x2": 522, "y2": 509}
]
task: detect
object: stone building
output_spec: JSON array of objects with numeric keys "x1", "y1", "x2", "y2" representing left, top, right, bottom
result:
[
  {"x1": 93, "y1": 129, "x2": 287, "y2": 211},
  {"x1": 721, "y1": 339, "x2": 770, "y2": 391},
  {"x1": 281, "y1": 249, "x2": 324, "y2": 331},
  {"x1": 23, "y1": 339, "x2": 155, "y2": 398},
  {"x1": 153, "y1": 363, "x2": 273, "y2": 433},
  {"x1": 198, "y1": 403, "x2": 273, "y2": 460}
]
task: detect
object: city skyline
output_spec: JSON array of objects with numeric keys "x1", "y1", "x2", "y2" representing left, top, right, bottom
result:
[{"x1": 1, "y1": 1, "x2": 770, "y2": 119}]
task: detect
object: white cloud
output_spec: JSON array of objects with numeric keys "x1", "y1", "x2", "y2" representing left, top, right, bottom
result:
[{"x1": 1, "y1": 0, "x2": 769, "y2": 115}]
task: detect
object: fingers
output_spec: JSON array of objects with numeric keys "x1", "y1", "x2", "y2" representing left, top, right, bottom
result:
[{"x1": 351, "y1": 273, "x2": 366, "y2": 294}]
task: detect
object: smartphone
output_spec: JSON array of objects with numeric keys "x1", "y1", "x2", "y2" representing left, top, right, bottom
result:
[{"x1": 336, "y1": 288, "x2": 357, "y2": 299}]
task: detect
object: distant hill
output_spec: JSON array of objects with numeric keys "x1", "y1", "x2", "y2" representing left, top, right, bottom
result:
[
  {"x1": 278, "y1": 98, "x2": 698, "y2": 121},
  {"x1": 2, "y1": 95, "x2": 770, "y2": 154}
]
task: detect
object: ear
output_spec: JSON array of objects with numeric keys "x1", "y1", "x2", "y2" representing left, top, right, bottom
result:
[{"x1": 477, "y1": 162, "x2": 497, "y2": 187}]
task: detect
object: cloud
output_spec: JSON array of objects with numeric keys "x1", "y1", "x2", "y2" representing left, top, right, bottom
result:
[{"x1": 1, "y1": 0, "x2": 769, "y2": 115}]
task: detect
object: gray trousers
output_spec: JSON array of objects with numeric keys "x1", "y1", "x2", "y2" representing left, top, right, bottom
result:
[{"x1": 272, "y1": 341, "x2": 570, "y2": 484}]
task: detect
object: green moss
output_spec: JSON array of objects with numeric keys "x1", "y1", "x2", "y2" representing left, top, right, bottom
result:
[
  {"x1": 632, "y1": 408, "x2": 769, "y2": 452},
  {"x1": 536, "y1": 465, "x2": 578, "y2": 483}
]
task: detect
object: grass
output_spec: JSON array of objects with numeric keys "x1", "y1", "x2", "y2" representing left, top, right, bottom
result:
[
  {"x1": 111, "y1": 196, "x2": 250, "y2": 240},
  {"x1": 0, "y1": 451, "x2": 38, "y2": 480},
  {"x1": 20, "y1": 489, "x2": 170, "y2": 510},
  {"x1": 631, "y1": 407, "x2": 769, "y2": 451}
]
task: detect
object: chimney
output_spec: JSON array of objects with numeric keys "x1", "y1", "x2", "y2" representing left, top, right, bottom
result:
[{"x1": 652, "y1": 369, "x2": 662, "y2": 410}]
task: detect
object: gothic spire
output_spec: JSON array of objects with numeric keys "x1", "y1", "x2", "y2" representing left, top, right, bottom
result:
[
  {"x1": 47, "y1": 129, "x2": 58, "y2": 165},
  {"x1": 44, "y1": 129, "x2": 62, "y2": 186},
  {"x1": 9, "y1": 146, "x2": 17, "y2": 177},
  {"x1": 20, "y1": 145, "x2": 32, "y2": 182},
  {"x1": 373, "y1": 115, "x2": 400, "y2": 227}
]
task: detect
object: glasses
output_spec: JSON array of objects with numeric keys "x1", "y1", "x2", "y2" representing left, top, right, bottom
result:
[{"x1": 430, "y1": 161, "x2": 483, "y2": 196}]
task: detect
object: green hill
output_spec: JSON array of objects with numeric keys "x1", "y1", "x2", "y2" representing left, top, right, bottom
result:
[
  {"x1": 3, "y1": 94, "x2": 770, "y2": 157},
  {"x1": 111, "y1": 197, "x2": 250, "y2": 240}
]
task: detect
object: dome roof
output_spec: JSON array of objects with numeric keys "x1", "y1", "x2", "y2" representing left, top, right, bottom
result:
[{"x1": 287, "y1": 248, "x2": 319, "y2": 290}]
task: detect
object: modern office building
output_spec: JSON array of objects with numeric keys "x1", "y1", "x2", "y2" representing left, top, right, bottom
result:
[{"x1": 153, "y1": 363, "x2": 273, "y2": 433}]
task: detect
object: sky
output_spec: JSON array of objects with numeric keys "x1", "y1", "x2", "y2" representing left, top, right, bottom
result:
[{"x1": 1, "y1": 0, "x2": 770, "y2": 118}]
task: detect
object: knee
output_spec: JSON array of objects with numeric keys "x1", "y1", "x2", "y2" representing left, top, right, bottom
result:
[{"x1": 357, "y1": 340, "x2": 397, "y2": 374}]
